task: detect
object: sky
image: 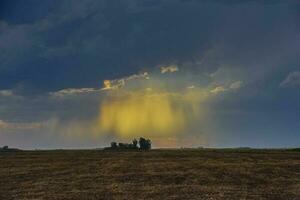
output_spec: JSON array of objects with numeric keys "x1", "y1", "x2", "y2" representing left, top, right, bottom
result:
[{"x1": 0, "y1": 0, "x2": 299, "y2": 149}]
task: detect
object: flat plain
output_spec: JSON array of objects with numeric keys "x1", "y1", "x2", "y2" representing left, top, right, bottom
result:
[{"x1": 0, "y1": 149, "x2": 300, "y2": 200}]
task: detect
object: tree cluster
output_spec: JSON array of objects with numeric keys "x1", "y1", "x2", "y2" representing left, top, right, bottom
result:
[
  {"x1": 0, "y1": 146, "x2": 20, "y2": 152},
  {"x1": 108, "y1": 137, "x2": 151, "y2": 150}
]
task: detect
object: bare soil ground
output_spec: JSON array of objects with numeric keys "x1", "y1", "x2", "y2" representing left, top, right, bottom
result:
[{"x1": 0, "y1": 149, "x2": 299, "y2": 200}]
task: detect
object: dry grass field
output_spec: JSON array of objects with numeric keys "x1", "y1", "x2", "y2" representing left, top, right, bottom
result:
[{"x1": 0, "y1": 149, "x2": 300, "y2": 200}]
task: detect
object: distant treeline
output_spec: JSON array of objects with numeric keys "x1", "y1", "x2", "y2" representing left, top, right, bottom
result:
[
  {"x1": 105, "y1": 137, "x2": 151, "y2": 150},
  {"x1": 287, "y1": 148, "x2": 300, "y2": 152},
  {"x1": 0, "y1": 146, "x2": 21, "y2": 152}
]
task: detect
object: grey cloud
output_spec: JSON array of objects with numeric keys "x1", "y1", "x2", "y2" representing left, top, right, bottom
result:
[
  {"x1": 0, "y1": 90, "x2": 13, "y2": 97},
  {"x1": 280, "y1": 71, "x2": 300, "y2": 88}
]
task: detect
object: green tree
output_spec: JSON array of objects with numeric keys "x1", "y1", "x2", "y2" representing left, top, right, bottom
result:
[
  {"x1": 111, "y1": 142, "x2": 117, "y2": 149},
  {"x1": 132, "y1": 138, "x2": 138, "y2": 148},
  {"x1": 139, "y1": 137, "x2": 151, "y2": 150}
]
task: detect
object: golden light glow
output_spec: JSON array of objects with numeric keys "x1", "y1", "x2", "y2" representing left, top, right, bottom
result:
[{"x1": 98, "y1": 88, "x2": 207, "y2": 138}]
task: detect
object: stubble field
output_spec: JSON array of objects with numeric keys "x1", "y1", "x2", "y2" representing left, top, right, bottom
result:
[{"x1": 1, "y1": 149, "x2": 300, "y2": 199}]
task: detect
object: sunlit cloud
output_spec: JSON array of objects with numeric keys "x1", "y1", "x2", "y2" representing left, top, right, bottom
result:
[
  {"x1": 160, "y1": 65, "x2": 179, "y2": 74},
  {"x1": 187, "y1": 85, "x2": 195, "y2": 89},
  {"x1": 210, "y1": 81, "x2": 243, "y2": 94},
  {"x1": 102, "y1": 80, "x2": 114, "y2": 90},
  {"x1": 50, "y1": 88, "x2": 100, "y2": 97},
  {"x1": 102, "y1": 72, "x2": 149, "y2": 90},
  {"x1": 210, "y1": 86, "x2": 227, "y2": 94},
  {"x1": 49, "y1": 72, "x2": 150, "y2": 98}
]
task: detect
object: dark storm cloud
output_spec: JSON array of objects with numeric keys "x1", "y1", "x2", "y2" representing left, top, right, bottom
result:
[
  {"x1": 0, "y1": 0, "x2": 59, "y2": 24},
  {"x1": 0, "y1": 0, "x2": 298, "y2": 93},
  {"x1": 0, "y1": 0, "x2": 300, "y2": 148}
]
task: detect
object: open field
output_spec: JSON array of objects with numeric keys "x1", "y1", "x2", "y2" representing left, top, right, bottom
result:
[{"x1": 1, "y1": 149, "x2": 300, "y2": 200}]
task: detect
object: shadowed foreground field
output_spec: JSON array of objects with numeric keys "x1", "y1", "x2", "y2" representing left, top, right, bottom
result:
[{"x1": 1, "y1": 149, "x2": 300, "y2": 199}]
